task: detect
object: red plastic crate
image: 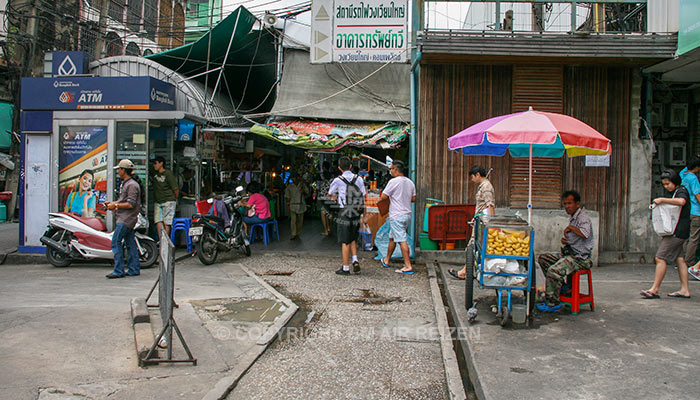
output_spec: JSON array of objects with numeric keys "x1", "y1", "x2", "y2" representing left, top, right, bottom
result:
[
  {"x1": 428, "y1": 204, "x2": 476, "y2": 246},
  {"x1": 0, "y1": 192, "x2": 11, "y2": 200}
]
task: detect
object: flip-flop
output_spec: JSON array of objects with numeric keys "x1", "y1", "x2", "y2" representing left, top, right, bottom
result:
[
  {"x1": 640, "y1": 290, "x2": 660, "y2": 299},
  {"x1": 395, "y1": 269, "x2": 414, "y2": 275},
  {"x1": 380, "y1": 259, "x2": 391, "y2": 268},
  {"x1": 448, "y1": 268, "x2": 465, "y2": 280},
  {"x1": 667, "y1": 292, "x2": 691, "y2": 299}
]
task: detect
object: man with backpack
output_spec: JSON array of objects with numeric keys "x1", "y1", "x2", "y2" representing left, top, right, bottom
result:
[
  {"x1": 379, "y1": 160, "x2": 416, "y2": 274},
  {"x1": 328, "y1": 156, "x2": 366, "y2": 275}
]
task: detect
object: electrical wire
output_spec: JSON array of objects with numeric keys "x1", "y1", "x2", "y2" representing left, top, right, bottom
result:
[{"x1": 210, "y1": 46, "x2": 415, "y2": 121}]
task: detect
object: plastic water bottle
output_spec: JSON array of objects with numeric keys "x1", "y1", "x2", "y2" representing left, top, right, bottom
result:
[{"x1": 385, "y1": 156, "x2": 393, "y2": 168}]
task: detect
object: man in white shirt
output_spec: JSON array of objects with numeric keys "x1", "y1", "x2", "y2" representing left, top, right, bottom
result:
[
  {"x1": 329, "y1": 156, "x2": 366, "y2": 275},
  {"x1": 379, "y1": 160, "x2": 416, "y2": 274}
]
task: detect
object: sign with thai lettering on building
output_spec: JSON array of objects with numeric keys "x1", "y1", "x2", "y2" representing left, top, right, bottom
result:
[
  {"x1": 21, "y1": 77, "x2": 176, "y2": 111},
  {"x1": 311, "y1": 0, "x2": 408, "y2": 63}
]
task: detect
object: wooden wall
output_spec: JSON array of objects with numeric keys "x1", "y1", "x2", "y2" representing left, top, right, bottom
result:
[{"x1": 418, "y1": 64, "x2": 633, "y2": 252}]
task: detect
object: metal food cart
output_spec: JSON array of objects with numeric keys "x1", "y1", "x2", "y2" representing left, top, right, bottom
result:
[{"x1": 465, "y1": 214, "x2": 536, "y2": 326}]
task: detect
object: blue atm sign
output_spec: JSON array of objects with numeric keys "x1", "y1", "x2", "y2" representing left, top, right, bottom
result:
[{"x1": 21, "y1": 76, "x2": 176, "y2": 111}]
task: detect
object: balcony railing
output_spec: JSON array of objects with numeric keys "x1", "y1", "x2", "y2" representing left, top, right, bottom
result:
[{"x1": 424, "y1": 1, "x2": 649, "y2": 34}]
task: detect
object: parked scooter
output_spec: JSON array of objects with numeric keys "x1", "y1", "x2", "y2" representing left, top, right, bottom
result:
[
  {"x1": 41, "y1": 212, "x2": 158, "y2": 268},
  {"x1": 189, "y1": 186, "x2": 251, "y2": 265}
]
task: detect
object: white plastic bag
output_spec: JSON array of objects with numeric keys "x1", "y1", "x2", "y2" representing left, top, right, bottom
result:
[{"x1": 651, "y1": 203, "x2": 681, "y2": 236}]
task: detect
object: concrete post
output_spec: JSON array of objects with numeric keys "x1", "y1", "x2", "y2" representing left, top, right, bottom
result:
[{"x1": 627, "y1": 70, "x2": 656, "y2": 256}]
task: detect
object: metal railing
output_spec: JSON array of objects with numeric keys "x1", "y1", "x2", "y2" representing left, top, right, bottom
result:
[{"x1": 424, "y1": 1, "x2": 648, "y2": 33}]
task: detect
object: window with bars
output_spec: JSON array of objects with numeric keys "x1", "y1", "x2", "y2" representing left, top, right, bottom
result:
[
  {"x1": 127, "y1": 0, "x2": 143, "y2": 32},
  {"x1": 143, "y1": 0, "x2": 158, "y2": 40},
  {"x1": 108, "y1": 0, "x2": 126, "y2": 23}
]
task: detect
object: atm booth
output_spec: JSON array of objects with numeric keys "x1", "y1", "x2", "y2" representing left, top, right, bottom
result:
[{"x1": 18, "y1": 67, "x2": 206, "y2": 252}]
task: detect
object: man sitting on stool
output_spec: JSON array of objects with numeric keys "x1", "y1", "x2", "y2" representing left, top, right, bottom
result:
[{"x1": 536, "y1": 190, "x2": 593, "y2": 313}]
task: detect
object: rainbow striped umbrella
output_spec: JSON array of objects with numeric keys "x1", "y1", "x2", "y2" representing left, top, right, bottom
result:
[{"x1": 448, "y1": 108, "x2": 611, "y2": 222}]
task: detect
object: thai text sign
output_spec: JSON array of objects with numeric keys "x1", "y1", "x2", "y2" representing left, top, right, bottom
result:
[{"x1": 311, "y1": 0, "x2": 408, "y2": 63}]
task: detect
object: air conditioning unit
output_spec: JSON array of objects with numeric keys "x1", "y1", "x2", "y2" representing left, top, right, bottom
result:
[{"x1": 263, "y1": 13, "x2": 278, "y2": 27}]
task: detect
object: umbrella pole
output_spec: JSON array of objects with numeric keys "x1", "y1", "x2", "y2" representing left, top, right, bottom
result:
[{"x1": 528, "y1": 144, "x2": 532, "y2": 224}]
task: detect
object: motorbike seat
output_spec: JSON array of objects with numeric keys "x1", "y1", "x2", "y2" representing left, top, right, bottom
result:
[
  {"x1": 205, "y1": 215, "x2": 226, "y2": 227},
  {"x1": 65, "y1": 212, "x2": 107, "y2": 232}
]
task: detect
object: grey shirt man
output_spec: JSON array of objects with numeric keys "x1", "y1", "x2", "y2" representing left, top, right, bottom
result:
[
  {"x1": 566, "y1": 208, "x2": 593, "y2": 259},
  {"x1": 116, "y1": 178, "x2": 141, "y2": 229}
]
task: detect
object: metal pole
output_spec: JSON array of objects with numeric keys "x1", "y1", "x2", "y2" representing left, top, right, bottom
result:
[
  {"x1": 528, "y1": 143, "x2": 532, "y2": 224},
  {"x1": 409, "y1": 0, "x2": 422, "y2": 247},
  {"x1": 209, "y1": 11, "x2": 241, "y2": 105}
]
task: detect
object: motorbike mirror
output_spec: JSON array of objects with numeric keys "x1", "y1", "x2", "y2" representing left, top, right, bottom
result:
[
  {"x1": 235, "y1": 186, "x2": 245, "y2": 193},
  {"x1": 207, "y1": 198, "x2": 214, "y2": 203}
]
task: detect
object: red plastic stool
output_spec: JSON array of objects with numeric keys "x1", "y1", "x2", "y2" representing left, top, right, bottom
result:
[{"x1": 560, "y1": 268, "x2": 594, "y2": 315}]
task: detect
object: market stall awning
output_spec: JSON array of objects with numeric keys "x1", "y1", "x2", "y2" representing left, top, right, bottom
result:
[
  {"x1": 145, "y1": 6, "x2": 277, "y2": 115},
  {"x1": 250, "y1": 120, "x2": 409, "y2": 151},
  {"x1": 270, "y1": 49, "x2": 410, "y2": 122}
]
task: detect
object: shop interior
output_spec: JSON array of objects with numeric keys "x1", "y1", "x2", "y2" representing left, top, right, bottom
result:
[{"x1": 165, "y1": 126, "x2": 407, "y2": 253}]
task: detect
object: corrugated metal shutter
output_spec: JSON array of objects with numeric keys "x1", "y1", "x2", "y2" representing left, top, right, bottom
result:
[{"x1": 510, "y1": 65, "x2": 564, "y2": 208}]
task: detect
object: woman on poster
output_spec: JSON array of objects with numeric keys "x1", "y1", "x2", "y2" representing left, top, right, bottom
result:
[{"x1": 65, "y1": 169, "x2": 96, "y2": 218}]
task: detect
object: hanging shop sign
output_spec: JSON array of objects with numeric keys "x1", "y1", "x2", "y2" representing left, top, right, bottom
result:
[
  {"x1": 58, "y1": 126, "x2": 108, "y2": 212},
  {"x1": 250, "y1": 121, "x2": 409, "y2": 150},
  {"x1": 201, "y1": 130, "x2": 217, "y2": 159},
  {"x1": 20, "y1": 76, "x2": 176, "y2": 111},
  {"x1": 311, "y1": 0, "x2": 408, "y2": 63}
]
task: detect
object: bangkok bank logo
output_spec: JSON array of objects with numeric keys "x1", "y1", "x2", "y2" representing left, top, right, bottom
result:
[
  {"x1": 57, "y1": 55, "x2": 77, "y2": 76},
  {"x1": 63, "y1": 131, "x2": 73, "y2": 140},
  {"x1": 150, "y1": 88, "x2": 156, "y2": 101},
  {"x1": 92, "y1": 158, "x2": 99, "y2": 167},
  {"x1": 59, "y1": 91, "x2": 74, "y2": 103}
]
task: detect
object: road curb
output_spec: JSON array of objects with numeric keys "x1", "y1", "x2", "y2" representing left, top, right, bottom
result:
[
  {"x1": 427, "y1": 262, "x2": 468, "y2": 400},
  {"x1": 202, "y1": 264, "x2": 298, "y2": 400},
  {"x1": 437, "y1": 262, "x2": 491, "y2": 400},
  {"x1": 0, "y1": 248, "x2": 44, "y2": 265}
]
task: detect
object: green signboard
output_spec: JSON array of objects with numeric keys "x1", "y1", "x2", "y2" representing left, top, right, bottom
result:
[
  {"x1": 678, "y1": 0, "x2": 700, "y2": 56},
  {"x1": 0, "y1": 102, "x2": 13, "y2": 151}
]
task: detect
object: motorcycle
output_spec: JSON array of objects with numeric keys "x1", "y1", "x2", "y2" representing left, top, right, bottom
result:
[
  {"x1": 40, "y1": 212, "x2": 158, "y2": 268},
  {"x1": 189, "y1": 186, "x2": 251, "y2": 265}
]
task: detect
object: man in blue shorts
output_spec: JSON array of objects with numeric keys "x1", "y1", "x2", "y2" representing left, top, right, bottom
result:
[{"x1": 379, "y1": 160, "x2": 416, "y2": 274}]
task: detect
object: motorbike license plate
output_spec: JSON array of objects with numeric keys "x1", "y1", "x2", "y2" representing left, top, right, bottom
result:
[{"x1": 189, "y1": 227, "x2": 203, "y2": 236}]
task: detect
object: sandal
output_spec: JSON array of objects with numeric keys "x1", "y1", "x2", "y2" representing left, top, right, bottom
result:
[
  {"x1": 448, "y1": 268, "x2": 465, "y2": 280},
  {"x1": 640, "y1": 290, "x2": 660, "y2": 299},
  {"x1": 667, "y1": 292, "x2": 691, "y2": 299}
]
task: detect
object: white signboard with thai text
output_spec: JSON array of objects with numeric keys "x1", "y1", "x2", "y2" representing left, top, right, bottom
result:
[{"x1": 311, "y1": 0, "x2": 409, "y2": 63}]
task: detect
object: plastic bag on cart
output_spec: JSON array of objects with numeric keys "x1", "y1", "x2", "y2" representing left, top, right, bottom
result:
[
  {"x1": 479, "y1": 259, "x2": 526, "y2": 286},
  {"x1": 374, "y1": 220, "x2": 414, "y2": 260}
]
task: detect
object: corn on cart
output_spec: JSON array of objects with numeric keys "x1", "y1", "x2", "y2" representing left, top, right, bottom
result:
[{"x1": 465, "y1": 214, "x2": 536, "y2": 326}]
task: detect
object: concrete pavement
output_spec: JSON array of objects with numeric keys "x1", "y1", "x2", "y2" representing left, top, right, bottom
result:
[
  {"x1": 0, "y1": 255, "x2": 284, "y2": 400},
  {"x1": 0, "y1": 248, "x2": 457, "y2": 400},
  {"x1": 439, "y1": 262, "x2": 700, "y2": 400}
]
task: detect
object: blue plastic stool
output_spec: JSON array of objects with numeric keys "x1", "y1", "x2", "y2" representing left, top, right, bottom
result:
[
  {"x1": 170, "y1": 217, "x2": 193, "y2": 253},
  {"x1": 249, "y1": 220, "x2": 280, "y2": 245}
]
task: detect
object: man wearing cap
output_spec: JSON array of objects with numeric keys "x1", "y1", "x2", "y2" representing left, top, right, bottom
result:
[{"x1": 105, "y1": 159, "x2": 142, "y2": 279}]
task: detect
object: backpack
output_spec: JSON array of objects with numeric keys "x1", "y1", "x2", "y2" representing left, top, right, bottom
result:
[{"x1": 340, "y1": 175, "x2": 365, "y2": 218}]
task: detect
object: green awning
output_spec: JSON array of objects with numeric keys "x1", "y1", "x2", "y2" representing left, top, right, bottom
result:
[
  {"x1": 0, "y1": 102, "x2": 13, "y2": 151},
  {"x1": 250, "y1": 120, "x2": 409, "y2": 151},
  {"x1": 146, "y1": 6, "x2": 277, "y2": 115}
]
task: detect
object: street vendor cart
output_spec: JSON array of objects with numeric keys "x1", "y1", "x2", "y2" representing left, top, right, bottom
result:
[{"x1": 466, "y1": 214, "x2": 536, "y2": 326}]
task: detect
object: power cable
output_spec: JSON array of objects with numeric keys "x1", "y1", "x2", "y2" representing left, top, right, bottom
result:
[{"x1": 210, "y1": 46, "x2": 414, "y2": 121}]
